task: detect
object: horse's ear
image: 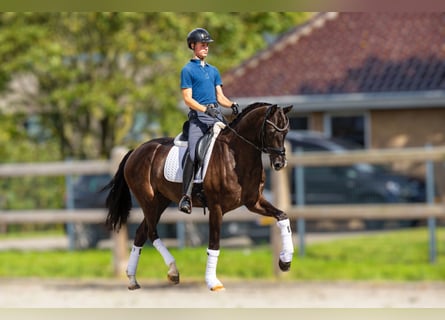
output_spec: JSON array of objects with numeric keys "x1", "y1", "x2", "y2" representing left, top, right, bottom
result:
[{"x1": 283, "y1": 105, "x2": 293, "y2": 114}]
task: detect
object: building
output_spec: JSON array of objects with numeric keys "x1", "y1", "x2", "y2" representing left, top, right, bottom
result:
[{"x1": 223, "y1": 12, "x2": 445, "y2": 151}]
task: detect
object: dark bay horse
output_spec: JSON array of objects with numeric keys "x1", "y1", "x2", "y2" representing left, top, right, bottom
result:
[{"x1": 104, "y1": 102, "x2": 294, "y2": 291}]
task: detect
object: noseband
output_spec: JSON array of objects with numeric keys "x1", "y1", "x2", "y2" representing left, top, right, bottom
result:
[{"x1": 228, "y1": 105, "x2": 289, "y2": 156}]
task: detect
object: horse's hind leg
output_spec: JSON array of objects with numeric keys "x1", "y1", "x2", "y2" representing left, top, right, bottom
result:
[
  {"x1": 143, "y1": 195, "x2": 180, "y2": 285},
  {"x1": 152, "y1": 238, "x2": 179, "y2": 285},
  {"x1": 127, "y1": 220, "x2": 148, "y2": 290}
]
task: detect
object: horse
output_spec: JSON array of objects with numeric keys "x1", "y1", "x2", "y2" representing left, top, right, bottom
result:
[{"x1": 104, "y1": 102, "x2": 294, "y2": 291}]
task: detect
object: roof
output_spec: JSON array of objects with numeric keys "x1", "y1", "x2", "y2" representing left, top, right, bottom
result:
[{"x1": 223, "y1": 12, "x2": 445, "y2": 110}]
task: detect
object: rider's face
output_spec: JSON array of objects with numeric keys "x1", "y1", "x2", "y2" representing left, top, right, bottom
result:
[{"x1": 193, "y1": 42, "x2": 209, "y2": 59}]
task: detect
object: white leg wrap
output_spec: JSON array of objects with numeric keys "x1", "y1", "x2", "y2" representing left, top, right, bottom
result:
[
  {"x1": 277, "y1": 219, "x2": 294, "y2": 262},
  {"x1": 127, "y1": 245, "x2": 142, "y2": 276},
  {"x1": 153, "y1": 239, "x2": 175, "y2": 266},
  {"x1": 205, "y1": 249, "x2": 223, "y2": 290}
]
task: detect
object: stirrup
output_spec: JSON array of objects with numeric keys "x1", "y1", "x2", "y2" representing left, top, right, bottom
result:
[{"x1": 179, "y1": 195, "x2": 192, "y2": 214}]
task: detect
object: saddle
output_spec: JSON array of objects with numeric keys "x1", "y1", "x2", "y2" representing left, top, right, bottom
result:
[
  {"x1": 164, "y1": 121, "x2": 226, "y2": 183},
  {"x1": 173, "y1": 121, "x2": 214, "y2": 167}
]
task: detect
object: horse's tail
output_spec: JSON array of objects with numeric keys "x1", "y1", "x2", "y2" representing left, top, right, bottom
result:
[{"x1": 103, "y1": 149, "x2": 134, "y2": 231}]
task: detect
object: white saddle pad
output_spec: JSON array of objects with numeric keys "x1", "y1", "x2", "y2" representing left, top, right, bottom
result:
[{"x1": 164, "y1": 122, "x2": 226, "y2": 183}]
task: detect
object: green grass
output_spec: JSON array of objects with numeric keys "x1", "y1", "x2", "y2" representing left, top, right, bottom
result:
[
  {"x1": 0, "y1": 228, "x2": 444, "y2": 281},
  {"x1": 296, "y1": 229, "x2": 445, "y2": 281}
]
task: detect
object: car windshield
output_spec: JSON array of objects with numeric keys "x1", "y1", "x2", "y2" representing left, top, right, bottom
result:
[{"x1": 75, "y1": 174, "x2": 111, "y2": 192}]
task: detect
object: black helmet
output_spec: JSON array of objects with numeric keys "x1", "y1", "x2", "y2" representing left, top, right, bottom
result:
[{"x1": 187, "y1": 28, "x2": 214, "y2": 49}]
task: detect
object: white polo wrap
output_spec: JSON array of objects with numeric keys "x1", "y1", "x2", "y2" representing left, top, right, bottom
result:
[
  {"x1": 205, "y1": 249, "x2": 223, "y2": 290},
  {"x1": 127, "y1": 245, "x2": 142, "y2": 276},
  {"x1": 277, "y1": 219, "x2": 294, "y2": 262},
  {"x1": 153, "y1": 239, "x2": 175, "y2": 266}
]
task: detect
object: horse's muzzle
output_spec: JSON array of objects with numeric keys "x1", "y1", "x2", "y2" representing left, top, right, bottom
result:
[{"x1": 270, "y1": 155, "x2": 287, "y2": 171}]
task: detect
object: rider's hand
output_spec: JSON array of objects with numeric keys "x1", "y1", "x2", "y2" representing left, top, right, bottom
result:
[
  {"x1": 205, "y1": 105, "x2": 219, "y2": 118},
  {"x1": 231, "y1": 102, "x2": 240, "y2": 116}
]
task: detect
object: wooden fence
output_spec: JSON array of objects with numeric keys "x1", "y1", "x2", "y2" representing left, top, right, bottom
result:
[{"x1": 1, "y1": 145, "x2": 445, "y2": 276}]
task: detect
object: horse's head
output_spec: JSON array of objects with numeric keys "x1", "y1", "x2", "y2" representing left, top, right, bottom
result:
[
  {"x1": 261, "y1": 104, "x2": 293, "y2": 171},
  {"x1": 227, "y1": 102, "x2": 293, "y2": 170}
]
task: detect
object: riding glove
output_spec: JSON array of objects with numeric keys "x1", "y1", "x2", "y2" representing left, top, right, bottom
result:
[{"x1": 231, "y1": 102, "x2": 240, "y2": 116}]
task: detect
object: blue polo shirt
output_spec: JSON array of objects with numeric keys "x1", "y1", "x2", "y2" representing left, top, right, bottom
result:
[{"x1": 180, "y1": 59, "x2": 222, "y2": 105}]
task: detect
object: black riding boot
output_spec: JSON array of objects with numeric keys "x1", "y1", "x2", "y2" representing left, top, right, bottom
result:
[{"x1": 179, "y1": 155, "x2": 195, "y2": 214}]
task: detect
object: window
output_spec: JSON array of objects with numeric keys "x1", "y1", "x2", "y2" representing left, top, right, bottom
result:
[
  {"x1": 289, "y1": 116, "x2": 308, "y2": 130},
  {"x1": 324, "y1": 113, "x2": 369, "y2": 148}
]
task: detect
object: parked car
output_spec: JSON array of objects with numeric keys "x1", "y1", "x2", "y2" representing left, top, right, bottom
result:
[
  {"x1": 266, "y1": 131, "x2": 426, "y2": 229},
  {"x1": 65, "y1": 174, "x2": 142, "y2": 249},
  {"x1": 65, "y1": 174, "x2": 109, "y2": 249}
]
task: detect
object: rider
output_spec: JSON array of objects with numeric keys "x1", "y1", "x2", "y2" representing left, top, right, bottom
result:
[{"x1": 179, "y1": 27, "x2": 240, "y2": 214}]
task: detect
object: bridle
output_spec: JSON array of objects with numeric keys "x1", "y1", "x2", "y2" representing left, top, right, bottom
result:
[{"x1": 224, "y1": 105, "x2": 289, "y2": 156}]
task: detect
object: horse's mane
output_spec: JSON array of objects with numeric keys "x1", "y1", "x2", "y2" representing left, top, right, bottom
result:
[{"x1": 228, "y1": 102, "x2": 273, "y2": 127}]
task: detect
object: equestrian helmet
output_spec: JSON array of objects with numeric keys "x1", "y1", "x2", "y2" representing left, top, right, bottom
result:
[{"x1": 187, "y1": 28, "x2": 214, "y2": 49}]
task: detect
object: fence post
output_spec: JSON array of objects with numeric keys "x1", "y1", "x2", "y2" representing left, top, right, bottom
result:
[
  {"x1": 295, "y1": 147, "x2": 306, "y2": 257},
  {"x1": 112, "y1": 224, "x2": 129, "y2": 277},
  {"x1": 110, "y1": 146, "x2": 130, "y2": 277},
  {"x1": 425, "y1": 144, "x2": 437, "y2": 264},
  {"x1": 270, "y1": 145, "x2": 291, "y2": 277},
  {"x1": 64, "y1": 163, "x2": 75, "y2": 251}
]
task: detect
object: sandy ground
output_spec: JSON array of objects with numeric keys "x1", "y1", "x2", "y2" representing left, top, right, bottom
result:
[{"x1": 0, "y1": 278, "x2": 444, "y2": 308}]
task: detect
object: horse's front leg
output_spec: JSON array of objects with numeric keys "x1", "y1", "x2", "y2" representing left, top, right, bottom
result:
[
  {"x1": 276, "y1": 218, "x2": 293, "y2": 271},
  {"x1": 247, "y1": 197, "x2": 294, "y2": 272},
  {"x1": 206, "y1": 207, "x2": 225, "y2": 291}
]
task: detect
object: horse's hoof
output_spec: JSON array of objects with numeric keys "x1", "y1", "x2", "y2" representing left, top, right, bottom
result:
[
  {"x1": 128, "y1": 283, "x2": 141, "y2": 290},
  {"x1": 210, "y1": 284, "x2": 225, "y2": 292},
  {"x1": 279, "y1": 259, "x2": 291, "y2": 272},
  {"x1": 168, "y1": 273, "x2": 180, "y2": 285}
]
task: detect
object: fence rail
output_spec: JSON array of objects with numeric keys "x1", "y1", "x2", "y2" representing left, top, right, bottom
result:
[
  {"x1": 0, "y1": 207, "x2": 261, "y2": 224},
  {"x1": 1, "y1": 145, "x2": 445, "y2": 276},
  {"x1": 285, "y1": 145, "x2": 445, "y2": 166},
  {"x1": 0, "y1": 160, "x2": 111, "y2": 177},
  {"x1": 2, "y1": 203, "x2": 444, "y2": 225}
]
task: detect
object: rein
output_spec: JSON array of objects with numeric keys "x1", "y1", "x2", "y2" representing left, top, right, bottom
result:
[{"x1": 223, "y1": 105, "x2": 289, "y2": 156}]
